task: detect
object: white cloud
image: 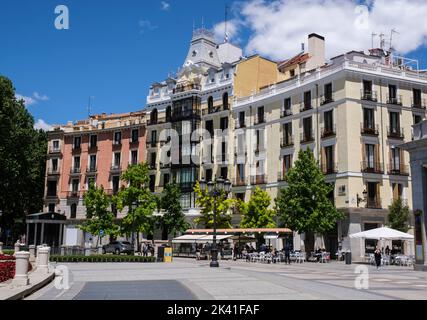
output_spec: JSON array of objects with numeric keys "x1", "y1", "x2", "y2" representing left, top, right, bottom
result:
[
  {"x1": 232, "y1": 0, "x2": 427, "y2": 61},
  {"x1": 16, "y1": 94, "x2": 37, "y2": 106},
  {"x1": 33, "y1": 92, "x2": 49, "y2": 101},
  {"x1": 34, "y1": 119, "x2": 52, "y2": 131},
  {"x1": 213, "y1": 19, "x2": 241, "y2": 44},
  {"x1": 161, "y1": 1, "x2": 170, "y2": 11},
  {"x1": 138, "y1": 20, "x2": 158, "y2": 33}
]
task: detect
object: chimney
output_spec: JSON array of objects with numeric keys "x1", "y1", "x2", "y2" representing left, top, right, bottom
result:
[{"x1": 306, "y1": 33, "x2": 325, "y2": 71}]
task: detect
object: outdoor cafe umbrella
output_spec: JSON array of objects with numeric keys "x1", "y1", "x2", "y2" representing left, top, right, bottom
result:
[{"x1": 349, "y1": 227, "x2": 414, "y2": 240}]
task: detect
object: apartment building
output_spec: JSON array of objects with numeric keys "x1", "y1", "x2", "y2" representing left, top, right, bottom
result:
[
  {"x1": 39, "y1": 111, "x2": 146, "y2": 247},
  {"x1": 232, "y1": 37, "x2": 427, "y2": 259}
]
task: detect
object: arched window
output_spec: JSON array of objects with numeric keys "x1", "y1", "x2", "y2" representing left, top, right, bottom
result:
[
  {"x1": 70, "y1": 203, "x2": 77, "y2": 219},
  {"x1": 166, "y1": 106, "x2": 171, "y2": 122},
  {"x1": 223, "y1": 92, "x2": 229, "y2": 110},
  {"x1": 150, "y1": 109, "x2": 158, "y2": 125},
  {"x1": 208, "y1": 96, "x2": 213, "y2": 113}
]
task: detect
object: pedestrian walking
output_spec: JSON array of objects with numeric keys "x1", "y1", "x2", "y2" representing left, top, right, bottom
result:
[
  {"x1": 374, "y1": 246, "x2": 382, "y2": 270},
  {"x1": 142, "y1": 242, "x2": 148, "y2": 257},
  {"x1": 284, "y1": 244, "x2": 291, "y2": 265}
]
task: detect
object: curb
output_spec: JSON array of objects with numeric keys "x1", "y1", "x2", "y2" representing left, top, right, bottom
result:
[{"x1": 4, "y1": 272, "x2": 55, "y2": 300}]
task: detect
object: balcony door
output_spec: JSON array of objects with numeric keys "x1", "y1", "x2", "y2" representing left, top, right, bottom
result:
[
  {"x1": 391, "y1": 147, "x2": 401, "y2": 171},
  {"x1": 363, "y1": 80, "x2": 372, "y2": 94},
  {"x1": 363, "y1": 108, "x2": 375, "y2": 129},
  {"x1": 365, "y1": 144, "x2": 375, "y2": 169},
  {"x1": 389, "y1": 112, "x2": 400, "y2": 134}
]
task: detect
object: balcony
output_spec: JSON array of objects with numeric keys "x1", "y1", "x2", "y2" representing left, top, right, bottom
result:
[
  {"x1": 160, "y1": 162, "x2": 171, "y2": 169},
  {"x1": 202, "y1": 105, "x2": 225, "y2": 116},
  {"x1": 412, "y1": 98, "x2": 426, "y2": 110},
  {"x1": 86, "y1": 166, "x2": 97, "y2": 175},
  {"x1": 173, "y1": 83, "x2": 201, "y2": 94},
  {"x1": 232, "y1": 178, "x2": 246, "y2": 187},
  {"x1": 67, "y1": 191, "x2": 80, "y2": 198},
  {"x1": 361, "y1": 161, "x2": 384, "y2": 174},
  {"x1": 388, "y1": 164, "x2": 409, "y2": 176},
  {"x1": 280, "y1": 136, "x2": 294, "y2": 148},
  {"x1": 235, "y1": 120, "x2": 246, "y2": 129},
  {"x1": 72, "y1": 145, "x2": 81, "y2": 153},
  {"x1": 110, "y1": 165, "x2": 121, "y2": 173},
  {"x1": 250, "y1": 174, "x2": 267, "y2": 185},
  {"x1": 281, "y1": 109, "x2": 293, "y2": 118},
  {"x1": 48, "y1": 146, "x2": 61, "y2": 154},
  {"x1": 69, "y1": 167, "x2": 81, "y2": 175},
  {"x1": 129, "y1": 138, "x2": 139, "y2": 146},
  {"x1": 387, "y1": 127, "x2": 404, "y2": 140},
  {"x1": 179, "y1": 182, "x2": 194, "y2": 191},
  {"x1": 45, "y1": 193, "x2": 58, "y2": 200},
  {"x1": 146, "y1": 140, "x2": 158, "y2": 148},
  {"x1": 300, "y1": 102, "x2": 312, "y2": 113},
  {"x1": 171, "y1": 109, "x2": 201, "y2": 122},
  {"x1": 88, "y1": 144, "x2": 98, "y2": 152},
  {"x1": 321, "y1": 163, "x2": 338, "y2": 175},
  {"x1": 366, "y1": 197, "x2": 382, "y2": 209},
  {"x1": 254, "y1": 115, "x2": 265, "y2": 125},
  {"x1": 361, "y1": 90, "x2": 378, "y2": 102},
  {"x1": 361, "y1": 123, "x2": 379, "y2": 136},
  {"x1": 277, "y1": 171, "x2": 286, "y2": 182},
  {"x1": 387, "y1": 95, "x2": 402, "y2": 106},
  {"x1": 47, "y1": 167, "x2": 60, "y2": 175},
  {"x1": 300, "y1": 132, "x2": 315, "y2": 144},
  {"x1": 148, "y1": 163, "x2": 157, "y2": 170},
  {"x1": 320, "y1": 94, "x2": 335, "y2": 106},
  {"x1": 112, "y1": 140, "x2": 122, "y2": 148},
  {"x1": 321, "y1": 125, "x2": 336, "y2": 139}
]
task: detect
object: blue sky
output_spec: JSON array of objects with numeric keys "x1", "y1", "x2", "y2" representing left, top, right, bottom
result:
[{"x1": 1, "y1": 0, "x2": 426, "y2": 128}]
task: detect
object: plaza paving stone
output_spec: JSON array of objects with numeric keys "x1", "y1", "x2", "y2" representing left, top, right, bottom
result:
[{"x1": 25, "y1": 258, "x2": 427, "y2": 300}]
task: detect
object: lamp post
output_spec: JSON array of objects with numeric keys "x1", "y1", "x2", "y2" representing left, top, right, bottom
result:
[{"x1": 199, "y1": 177, "x2": 232, "y2": 267}]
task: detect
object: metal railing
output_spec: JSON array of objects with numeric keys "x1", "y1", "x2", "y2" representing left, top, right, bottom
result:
[
  {"x1": 300, "y1": 102, "x2": 313, "y2": 112},
  {"x1": 47, "y1": 168, "x2": 60, "y2": 175},
  {"x1": 300, "y1": 132, "x2": 315, "y2": 144},
  {"x1": 254, "y1": 115, "x2": 265, "y2": 125},
  {"x1": 232, "y1": 178, "x2": 246, "y2": 187},
  {"x1": 321, "y1": 163, "x2": 338, "y2": 175},
  {"x1": 110, "y1": 165, "x2": 121, "y2": 172},
  {"x1": 70, "y1": 167, "x2": 81, "y2": 174},
  {"x1": 361, "y1": 123, "x2": 379, "y2": 136},
  {"x1": 250, "y1": 174, "x2": 267, "y2": 185},
  {"x1": 280, "y1": 136, "x2": 294, "y2": 148},
  {"x1": 387, "y1": 127, "x2": 404, "y2": 139},
  {"x1": 366, "y1": 197, "x2": 382, "y2": 209},
  {"x1": 360, "y1": 90, "x2": 378, "y2": 102},
  {"x1": 86, "y1": 166, "x2": 97, "y2": 174},
  {"x1": 321, "y1": 125, "x2": 336, "y2": 138},
  {"x1": 48, "y1": 146, "x2": 61, "y2": 153},
  {"x1": 281, "y1": 109, "x2": 293, "y2": 118},
  {"x1": 388, "y1": 164, "x2": 409, "y2": 176},
  {"x1": 387, "y1": 95, "x2": 402, "y2": 106},
  {"x1": 235, "y1": 120, "x2": 246, "y2": 129},
  {"x1": 361, "y1": 161, "x2": 384, "y2": 174},
  {"x1": 320, "y1": 93, "x2": 335, "y2": 106},
  {"x1": 412, "y1": 98, "x2": 426, "y2": 109}
]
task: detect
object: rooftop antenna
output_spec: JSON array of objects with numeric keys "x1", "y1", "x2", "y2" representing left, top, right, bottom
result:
[
  {"x1": 224, "y1": 4, "x2": 229, "y2": 43},
  {"x1": 389, "y1": 29, "x2": 399, "y2": 53},
  {"x1": 379, "y1": 33, "x2": 386, "y2": 51},
  {"x1": 371, "y1": 32, "x2": 377, "y2": 49},
  {"x1": 87, "y1": 96, "x2": 94, "y2": 118},
  {"x1": 202, "y1": 16, "x2": 204, "y2": 30}
]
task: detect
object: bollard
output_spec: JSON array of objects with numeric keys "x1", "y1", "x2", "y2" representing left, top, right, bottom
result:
[
  {"x1": 29, "y1": 245, "x2": 36, "y2": 262},
  {"x1": 84, "y1": 243, "x2": 91, "y2": 256},
  {"x1": 60, "y1": 245, "x2": 66, "y2": 256},
  {"x1": 36, "y1": 245, "x2": 44, "y2": 264},
  {"x1": 98, "y1": 246, "x2": 103, "y2": 255},
  {"x1": 14, "y1": 242, "x2": 20, "y2": 255},
  {"x1": 37, "y1": 247, "x2": 50, "y2": 273},
  {"x1": 0, "y1": 242, "x2": 3, "y2": 254},
  {"x1": 12, "y1": 251, "x2": 30, "y2": 286}
]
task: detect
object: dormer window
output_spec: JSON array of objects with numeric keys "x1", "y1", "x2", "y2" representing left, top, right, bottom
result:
[
  {"x1": 211, "y1": 78, "x2": 215, "y2": 83},
  {"x1": 192, "y1": 50, "x2": 197, "y2": 57},
  {"x1": 209, "y1": 51, "x2": 214, "y2": 58}
]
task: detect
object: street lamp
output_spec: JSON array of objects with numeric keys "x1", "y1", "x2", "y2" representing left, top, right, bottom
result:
[
  {"x1": 357, "y1": 188, "x2": 368, "y2": 207},
  {"x1": 199, "y1": 177, "x2": 232, "y2": 267}
]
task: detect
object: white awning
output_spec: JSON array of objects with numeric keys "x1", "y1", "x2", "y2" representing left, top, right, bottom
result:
[
  {"x1": 198, "y1": 235, "x2": 233, "y2": 242},
  {"x1": 349, "y1": 227, "x2": 414, "y2": 240},
  {"x1": 172, "y1": 235, "x2": 206, "y2": 243}
]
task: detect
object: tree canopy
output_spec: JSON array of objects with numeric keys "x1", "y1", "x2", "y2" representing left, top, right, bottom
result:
[
  {"x1": 239, "y1": 187, "x2": 276, "y2": 229},
  {"x1": 0, "y1": 76, "x2": 47, "y2": 243},
  {"x1": 275, "y1": 149, "x2": 343, "y2": 234},
  {"x1": 388, "y1": 198, "x2": 410, "y2": 232}
]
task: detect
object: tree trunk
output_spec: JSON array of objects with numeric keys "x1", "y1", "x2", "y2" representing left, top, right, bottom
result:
[{"x1": 137, "y1": 232, "x2": 140, "y2": 253}]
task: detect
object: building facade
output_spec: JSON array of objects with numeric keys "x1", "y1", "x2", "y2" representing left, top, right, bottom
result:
[{"x1": 39, "y1": 111, "x2": 146, "y2": 247}]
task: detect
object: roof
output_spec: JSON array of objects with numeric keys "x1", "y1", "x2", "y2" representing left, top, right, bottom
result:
[
  {"x1": 172, "y1": 234, "x2": 233, "y2": 243},
  {"x1": 186, "y1": 228, "x2": 292, "y2": 234},
  {"x1": 278, "y1": 53, "x2": 309, "y2": 69}
]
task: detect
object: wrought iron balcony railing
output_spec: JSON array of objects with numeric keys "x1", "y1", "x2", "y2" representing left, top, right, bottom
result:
[
  {"x1": 360, "y1": 90, "x2": 378, "y2": 102},
  {"x1": 361, "y1": 161, "x2": 384, "y2": 174},
  {"x1": 388, "y1": 164, "x2": 409, "y2": 176},
  {"x1": 361, "y1": 123, "x2": 379, "y2": 136},
  {"x1": 387, "y1": 127, "x2": 404, "y2": 140}
]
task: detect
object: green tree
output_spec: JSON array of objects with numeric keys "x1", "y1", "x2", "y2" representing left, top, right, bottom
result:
[
  {"x1": 113, "y1": 163, "x2": 157, "y2": 250},
  {"x1": 239, "y1": 187, "x2": 276, "y2": 229},
  {"x1": 157, "y1": 183, "x2": 189, "y2": 239},
  {"x1": 193, "y1": 182, "x2": 235, "y2": 229},
  {"x1": 80, "y1": 184, "x2": 118, "y2": 247},
  {"x1": 388, "y1": 198, "x2": 410, "y2": 232},
  {"x1": 0, "y1": 76, "x2": 47, "y2": 243},
  {"x1": 275, "y1": 149, "x2": 343, "y2": 237}
]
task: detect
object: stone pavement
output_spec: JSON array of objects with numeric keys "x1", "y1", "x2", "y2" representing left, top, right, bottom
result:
[{"x1": 25, "y1": 258, "x2": 427, "y2": 300}]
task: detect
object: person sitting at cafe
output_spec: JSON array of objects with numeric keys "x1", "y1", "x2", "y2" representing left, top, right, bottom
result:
[{"x1": 385, "y1": 245, "x2": 390, "y2": 256}]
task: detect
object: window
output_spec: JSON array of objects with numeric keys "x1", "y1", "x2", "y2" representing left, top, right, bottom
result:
[
  {"x1": 220, "y1": 117, "x2": 228, "y2": 130},
  {"x1": 131, "y1": 129, "x2": 139, "y2": 143},
  {"x1": 208, "y1": 96, "x2": 214, "y2": 112},
  {"x1": 324, "y1": 83, "x2": 333, "y2": 102},
  {"x1": 220, "y1": 167, "x2": 228, "y2": 179},
  {"x1": 151, "y1": 130, "x2": 157, "y2": 145},
  {"x1": 150, "y1": 109, "x2": 158, "y2": 124},
  {"x1": 90, "y1": 135, "x2": 97, "y2": 148},
  {"x1": 114, "y1": 131, "x2": 121, "y2": 145},
  {"x1": 112, "y1": 176, "x2": 120, "y2": 194},
  {"x1": 413, "y1": 88, "x2": 422, "y2": 107},
  {"x1": 237, "y1": 164, "x2": 245, "y2": 181},
  {"x1": 163, "y1": 173, "x2": 170, "y2": 186},
  {"x1": 365, "y1": 144, "x2": 375, "y2": 168},
  {"x1": 390, "y1": 147, "x2": 401, "y2": 171},
  {"x1": 283, "y1": 122, "x2": 292, "y2": 145},
  {"x1": 47, "y1": 181, "x2": 57, "y2": 197},
  {"x1": 323, "y1": 146, "x2": 335, "y2": 173},
  {"x1": 131, "y1": 150, "x2": 138, "y2": 165},
  {"x1": 73, "y1": 136, "x2": 81, "y2": 149},
  {"x1": 367, "y1": 182, "x2": 380, "y2": 208},
  {"x1": 53, "y1": 140, "x2": 59, "y2": 150},
  {"x1": 48, "y1": 203, "x2": 55, "y2": 213},
  {"x1": 283, "y1": 98, "x2": 292, "y2": 116},
  {"x1": 290, "y1": 69, "x2": 295, "y2": 77},
  {"x1": 205, "y1": 169, "x2": 213, "y2": 182},
  {"x1": 363, "y1": 108, "x2": 375, "y2": 129},
  {"x1": 150, "y1": 153, "x2": 156, "y2": 167},
  {"x1": 392, "y1": 183, "x2": 403, "y2": 201},
  {"x1": 73, "y1": 156, "x2": 80, "y2": 170},
  {"x1": 303, "y1": 117, "x2": 312, "y2": 141},
  {"x1": 414, "y1": 115, "x2": 422, "y2": 124},
  {"x1": 149, "y1": 175, "x2": 155, "y2": 192},
  {"x1": 389, "y1": 112, "x2": 400, "y2": 135},
  {"x1": 72, "y1": 179, "x2": 79, "y2": 192},
  {"x1": 283, "y1": 154, "x2": 292, "y2": 173},
  {"x1": 257, "y1": 106, "x2": 264, "y2": 124},
  {"x1": 304, "y1": 91, "x2": 312, "y2": 109},
  {"x1": 89, "y1": 155, "x2": 96, "y2": 171},
  {"x1": 52, "y1": 158, "x2": 58, "y2": 172},
  {"x1": 70, "y1": 203, "x2": 77, "y2": 219},
  {"x1": 324, "y1": 110, "x2": 334, "y2": 132},
  {"x1": 363, "y1": 80, "x2": 372, "y2": 94},
  {"x1": 205, "y1": 120, "x2": 214, "y2": 137},
  {"x1": 389, "y1": 84, "x2": 397, "y2": 99},
  {"x1": 166, "y1": 106, "x2": 172, "y2": 122},
  {"x1": 114, "y1": 152, "x2": 121, "y2": 167},
  {"x1": 223, "y1": 92, "x2": 229, "y2": 110},
  {"x1": 238, "y1": 111, "x2": 245, "y2": 128}
]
